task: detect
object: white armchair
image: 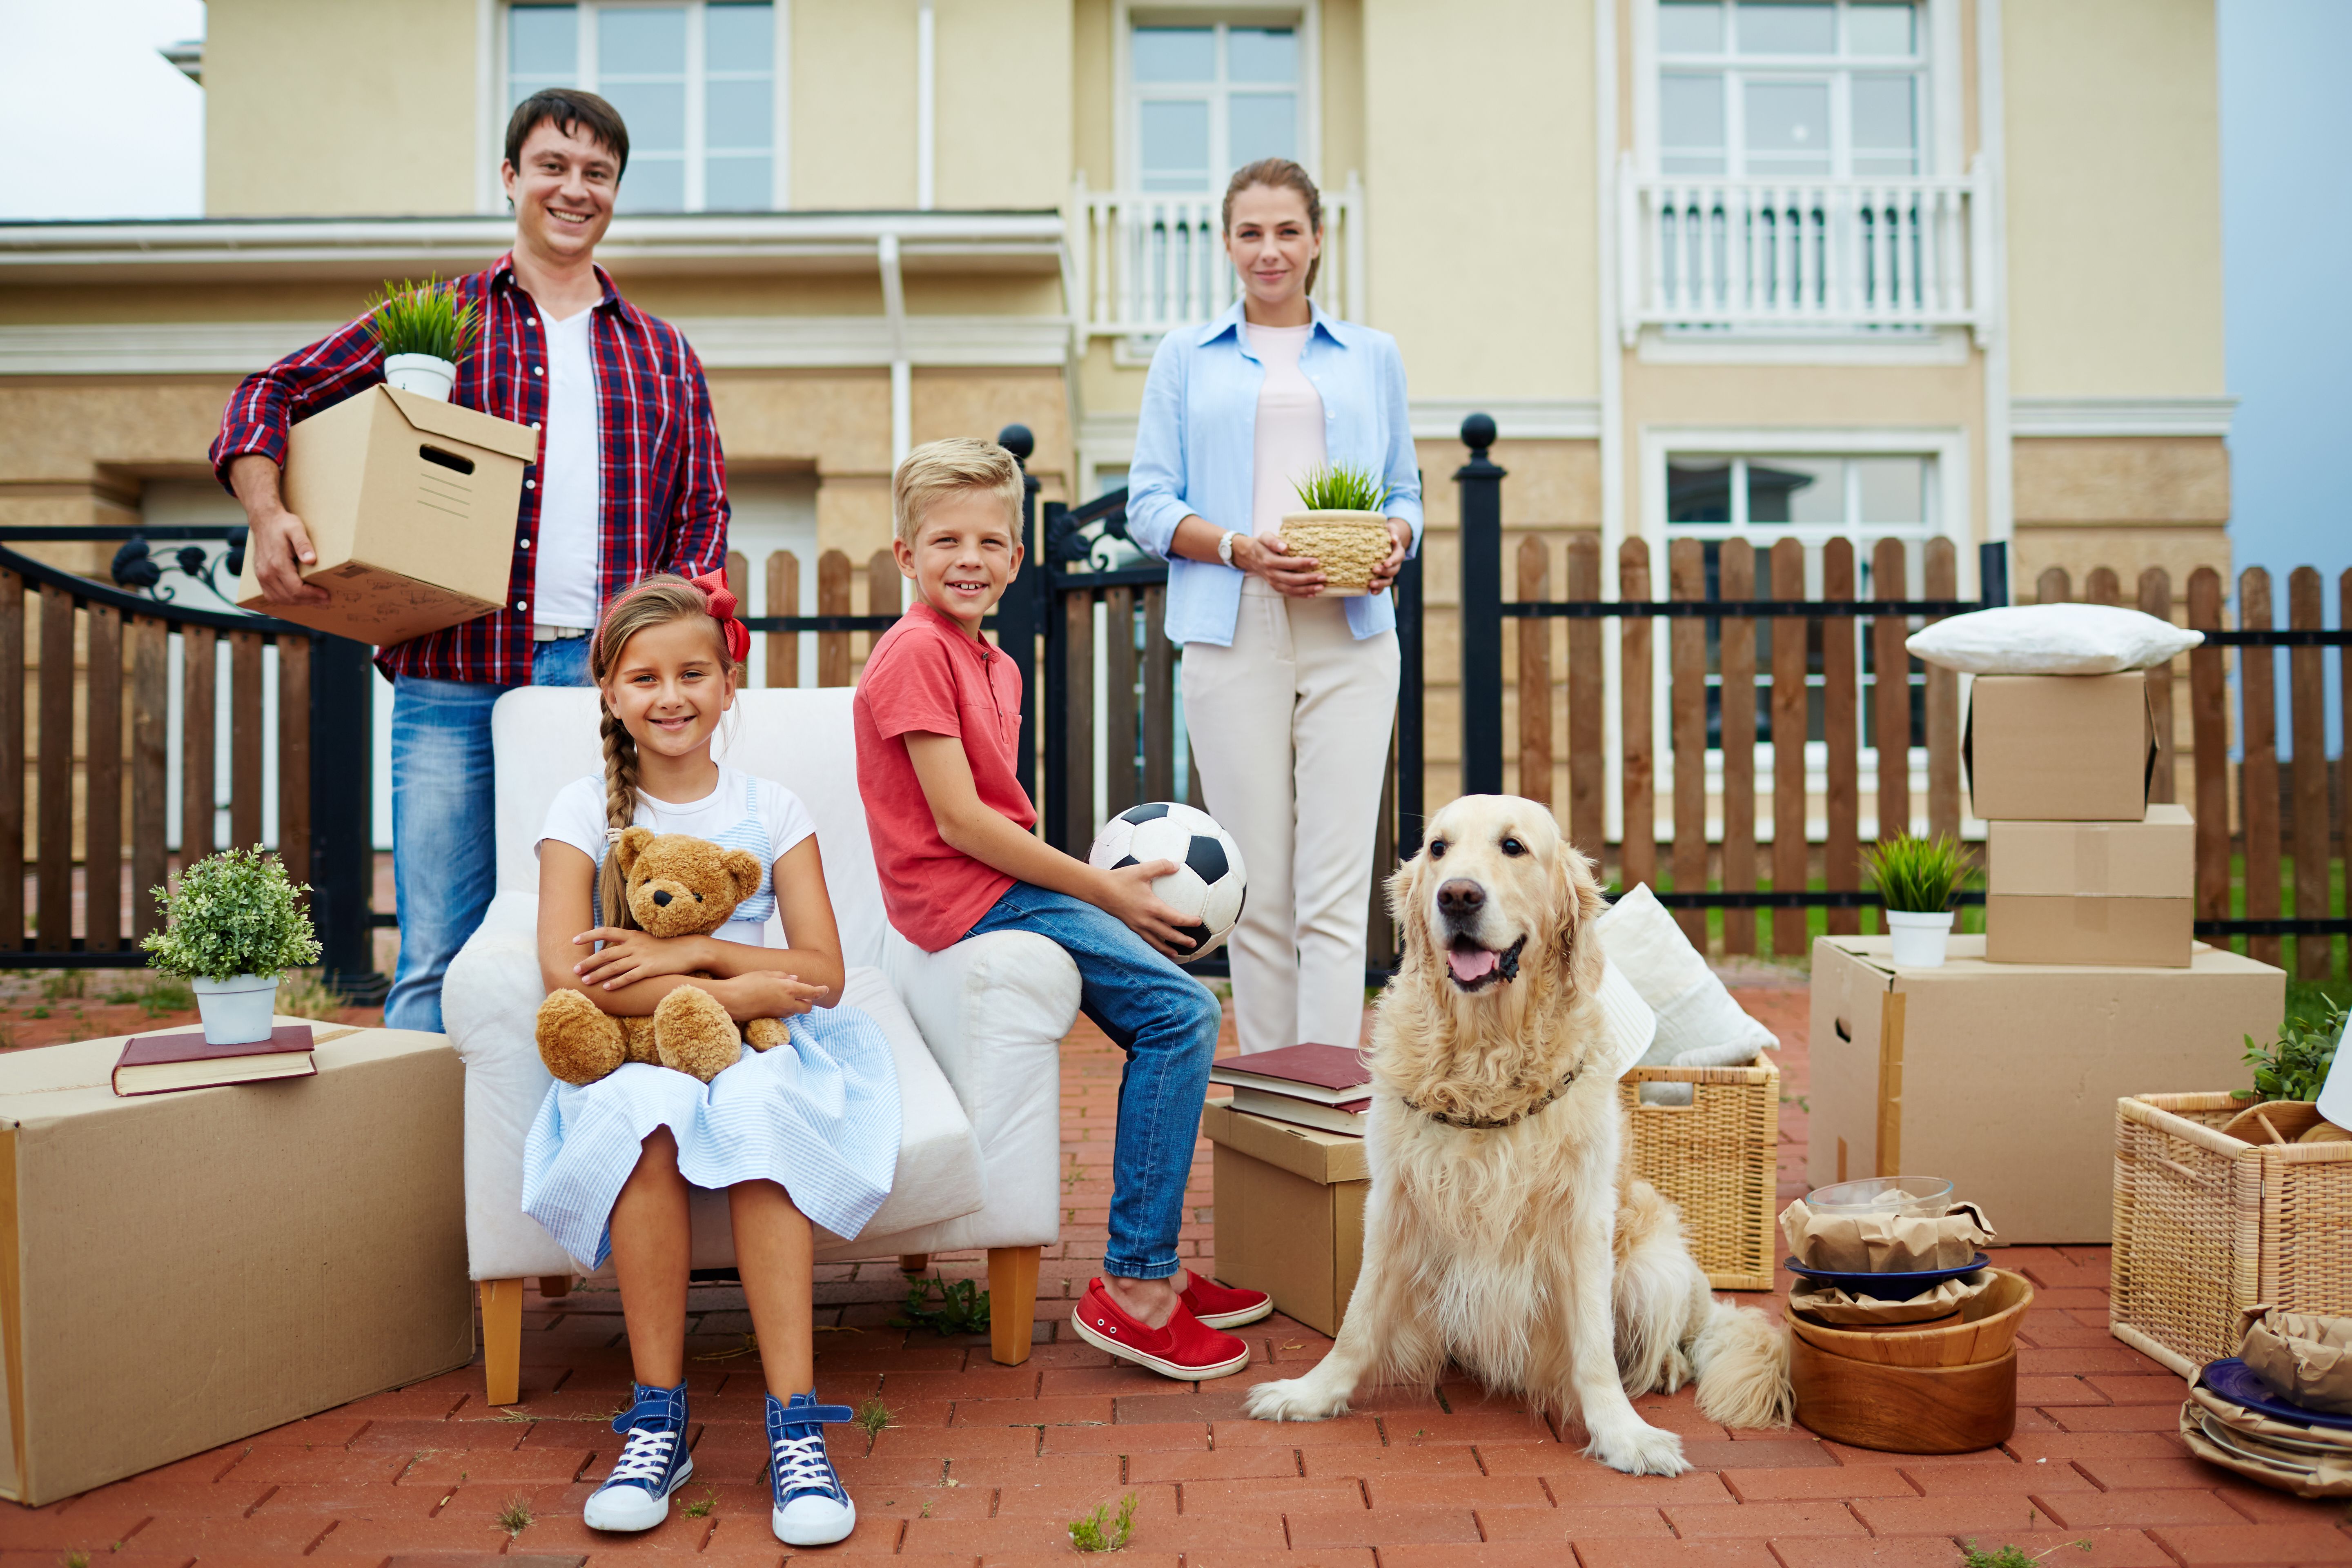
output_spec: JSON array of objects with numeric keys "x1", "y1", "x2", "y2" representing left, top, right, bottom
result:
[{"x1": 443, "y1": 688, "x2": 1080, "y2": 1402}]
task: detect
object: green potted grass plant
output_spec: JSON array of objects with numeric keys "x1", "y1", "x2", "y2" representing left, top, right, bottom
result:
[
  {"x1": 142, "y1": 848, "x2": 323, "y2": 1044},
  {"x1": 1865, "y1": 834, "x2": 1969, "y2": 968},
  {"x1": 365, "y1": 276, "x2": 482, "y2": 402},
  {"x1": 1279, "y1": 463, "x2": 1395, "y2": 597}
]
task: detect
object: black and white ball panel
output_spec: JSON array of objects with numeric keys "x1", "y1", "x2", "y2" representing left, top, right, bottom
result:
[{"x1": 1085, "y1": 801, "x2": 1248, "y2": 956}]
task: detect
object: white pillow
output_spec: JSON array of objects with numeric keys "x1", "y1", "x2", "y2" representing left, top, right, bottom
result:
[
  {"x1": 1594, "y1": 884, "x2": 1778, "y2": 1105},
  {"x1": 1906, "y1": 604, "x2": 2202, "y2": 676}
]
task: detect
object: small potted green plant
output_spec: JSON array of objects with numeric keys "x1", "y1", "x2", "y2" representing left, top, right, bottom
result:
[
  {"x1": 1280, "y1": 463, "x2": 1396, "y2": 597},
  {"x1": 1866, "y1": 834, "x2": 1968, "y2": 968},
  {"x1": 142, "y1": 848, "x2": 323, "y2": 1044},
  {"x1": 365, "y1": 276, "x2": 482, "y2": 401}
]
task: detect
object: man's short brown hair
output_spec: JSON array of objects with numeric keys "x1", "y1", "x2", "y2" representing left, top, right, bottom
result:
[
  {"x1": 504, "y1": 89, "x2": 630, "y2": 179},
  {"x1": 893, "y1": 437, "x2": 1024, "y2": 550}
]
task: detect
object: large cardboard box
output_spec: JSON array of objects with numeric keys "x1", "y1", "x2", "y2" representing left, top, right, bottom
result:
[
  {"x1": 1986, "y1": 804, "x2": 2196, "y2": 967},
  {"x1": 0, "y1": 1022, "x2": 471, "y2": 1505},
  {"x1": 1201, "y1": 1100, "x2": 1367, "y2": 1336},
  {"x1": 236, "y1": 384, "x2": 539, "y2": 646},
  {"x1": 1964, "y1": 673, "x2": 2156, "y2": 821},
  {"x1": 1809, "y1": 936, "x2": 2282, "y2": 1243}
]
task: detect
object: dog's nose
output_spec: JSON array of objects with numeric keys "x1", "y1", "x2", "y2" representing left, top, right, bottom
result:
[
  {"x1": 650, "y1": 890, "x2": 672, "y2": 907},
  {"x1": 1437, "y1": 879, "x2": 1486, "y2": 920}
]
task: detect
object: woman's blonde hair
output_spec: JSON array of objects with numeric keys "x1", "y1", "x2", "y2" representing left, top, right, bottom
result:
[
  {"x1": 1222, "y1": 157, "x2": 1324, "y2": 297},
  {"x1": 588, "y1": 573, "x2": 734, "y2": 929}
]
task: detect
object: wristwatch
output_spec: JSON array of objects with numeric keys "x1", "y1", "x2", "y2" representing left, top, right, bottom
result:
[{"x1": 1216, "y1": 529, "x2": 1238, "y2": 568}]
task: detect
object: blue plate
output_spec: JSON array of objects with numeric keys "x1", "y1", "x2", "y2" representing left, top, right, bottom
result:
[
  {"x1": 1784, "y1": 1253, "x2": 1991, "y2": 1302},
  {"x1": 2203, "y1": 1357, "x2": 2352, "y2": 1432}
]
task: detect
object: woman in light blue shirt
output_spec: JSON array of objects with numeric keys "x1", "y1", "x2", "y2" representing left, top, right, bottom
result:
[{"x1": 1127, "y1": 158, "x2": 1423, "y2": 1056}]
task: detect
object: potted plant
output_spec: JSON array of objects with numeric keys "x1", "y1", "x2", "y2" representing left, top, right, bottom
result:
[
  {"x1": 1866, "y1": 834, "x2": 1968, "y2": 968},
  {"x1": 365, "y1": 276, "x2": 481, "y2": 402},
  {"x1": 141, "y1": 848, "x2": 323, "y2": 1044},
  {"x1": 1280, "y1": 463, "x2": 1396, "y2": 597}
]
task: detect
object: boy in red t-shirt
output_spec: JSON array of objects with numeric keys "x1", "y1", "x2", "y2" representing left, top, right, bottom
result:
[{"x1": 854, "y1": 438, "x2": 1269, "y2": 1381}]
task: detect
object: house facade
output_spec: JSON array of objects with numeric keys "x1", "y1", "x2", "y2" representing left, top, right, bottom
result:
[{"x1": 0, "y1": 0, "x2": 2228, "y2": 845}]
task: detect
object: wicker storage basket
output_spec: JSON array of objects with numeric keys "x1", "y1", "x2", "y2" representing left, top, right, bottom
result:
[
  {"x1": 1278, "y1": 510, "x2": 1390, "y2": 596},
  {"x1": 2111, "y1": 1092, "x2": 2352, "y2": 1376},
  {"x1": 1619, "y1": 1058, "x2": 1782, "y2": 1291}
]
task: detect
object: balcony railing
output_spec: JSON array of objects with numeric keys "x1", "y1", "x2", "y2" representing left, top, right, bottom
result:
[
  {"x1": 1070, "y1": 174, "x2": 1365, "y2": 341},
  {"x1": 1619, "y1": 156, "x2": 1990, "y2": 343}
]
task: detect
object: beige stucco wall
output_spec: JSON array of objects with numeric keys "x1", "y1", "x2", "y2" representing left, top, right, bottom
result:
[
  {"x1": 793, "y1": 3, "x2": 919, "y2": 208},
  {"x1": 935, "y1": 0, "x2": 1071, "y2": 210},
  {"x1": 205, "y1": 0, "x2": 478, "y2": 217},
  {"x1": 2004, "y1": 0, "x2": 2225, "y2": 396},
  {"x1": 2012, "y1": 434, "x2": 2232, "y2": 605}
]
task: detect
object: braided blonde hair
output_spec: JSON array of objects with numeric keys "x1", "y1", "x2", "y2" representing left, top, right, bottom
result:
[{"x1": 588, "y1": 574, "x2": 735, "y2": 929}]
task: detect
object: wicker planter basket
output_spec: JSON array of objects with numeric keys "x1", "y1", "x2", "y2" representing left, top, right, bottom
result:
[
  {"x1": 1618, "y1": 1058, "x2": 1781, "y2": 1291},
  {"x1": 1278, "y1": 510, "x2": 1390, "y2": 597},
  {"x1": 2112, "y1": 1092, "x2": 2352, "y2": 1376}
]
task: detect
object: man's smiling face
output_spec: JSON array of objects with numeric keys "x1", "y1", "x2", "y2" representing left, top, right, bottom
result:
[{"x1": 501, "y1": 120, "x2": 620, "y2": 265}]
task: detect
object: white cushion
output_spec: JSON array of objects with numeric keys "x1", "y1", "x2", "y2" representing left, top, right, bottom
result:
[
  {"x1": 1594, "y1": 884, "x2": 1777, "y2": 1105},
  {"x1": 1906, "y1": 604, "x2": 2202, "y2": 676}
]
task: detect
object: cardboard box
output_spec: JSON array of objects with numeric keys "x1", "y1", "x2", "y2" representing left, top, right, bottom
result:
[
  {"x1": 0, "y1": 1022, "x2": 471, "y2": 1505},
  {"x1": 236, "y1": 384, "x2": 539, "y2": 646},
  {"x1": 1201, "y1": 1100, "x2": 1366, "y2": 1336},
  {"x1": 1809, "y1": 936, "x2": 2281, "y2": 1243},
  {"x1": 1986, "y1": 804, "x2": 2196, "y2": 967},
  {"x1": 1964, "y1": 673, "x2": 2156, "y2": 821}
]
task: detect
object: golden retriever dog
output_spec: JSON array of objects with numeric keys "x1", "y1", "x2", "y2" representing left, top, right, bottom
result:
[{"x1": 1244, "y1": 795, "x2": 1791, "y2": 1475}]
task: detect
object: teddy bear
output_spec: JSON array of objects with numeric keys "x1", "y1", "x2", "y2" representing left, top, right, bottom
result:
[{"x1": 535, "y1": 825, "x2": 790, "y2": 1085}]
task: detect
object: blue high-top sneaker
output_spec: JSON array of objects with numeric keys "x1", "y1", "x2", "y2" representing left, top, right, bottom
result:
[
  {"x1": 765, "y1": 1390, "x2": 858, "y2": 1546},
  {"x1": 582, "y1": 1380, "x2": 694, "y2": 1532}
]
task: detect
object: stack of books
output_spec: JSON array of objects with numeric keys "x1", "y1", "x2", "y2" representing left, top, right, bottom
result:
[{"x1": 1207, "y1": 1042, "x2": 1373, "y2": 1136}]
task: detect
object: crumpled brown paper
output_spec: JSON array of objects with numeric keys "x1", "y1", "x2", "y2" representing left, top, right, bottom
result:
[
  {"x1": 2179, "y1": 1401, "x2": 2352, "y2": 1498},
  {"x1": 1779, "y1": 1196, "x2": 1997, "y2": 1272},
  {"x1": 2241, "y1": 1306, "x2": 2352, "y2": 1415},
  {"x1": 1789, "y1": 1269, "x2": 1995, "y2": 1326}
]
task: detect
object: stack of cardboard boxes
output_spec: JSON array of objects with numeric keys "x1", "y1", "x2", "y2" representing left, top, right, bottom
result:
[{"x1": 1967, "y1": 670, "x2": 2194, "y2": 966}]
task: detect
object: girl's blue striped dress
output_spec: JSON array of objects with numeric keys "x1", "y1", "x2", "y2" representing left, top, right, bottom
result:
[{"x1": 520, "y1": 766, "x2": 901, "y2": 1267}]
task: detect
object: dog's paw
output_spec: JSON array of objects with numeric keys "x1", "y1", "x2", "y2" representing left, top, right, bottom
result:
[
  {"x1": 1584, "y1": 1419, "x2": 1690, "y2": 1477},
  {"x1": 1244, "y1": 1376, "x2": 1351, "y2": 1423}
]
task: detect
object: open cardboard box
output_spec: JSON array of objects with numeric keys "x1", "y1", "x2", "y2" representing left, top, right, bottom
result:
[
  {"x1": 1200, "y1": 1100, "x2": 1366, "y2": 1337},
  {"x1": 236, "y1": 384, "x2": 539, "y2": 646},
  {"x1": 1964, "y1": 672, "x2": 2157, "y2": 821},
  {"x1": 1987, "y1": 804, "x2": 2195, "y2": 967}
]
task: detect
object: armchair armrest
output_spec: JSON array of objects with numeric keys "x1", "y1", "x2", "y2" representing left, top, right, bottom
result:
[
  {"x1": 443, "y1": 893, "x2": 574, "y2": 1281},
  {"x1": 884, "y1": 928, "x2": 1080, "y2": 1128}
]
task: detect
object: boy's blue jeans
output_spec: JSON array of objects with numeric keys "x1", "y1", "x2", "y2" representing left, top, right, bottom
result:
[
  {"x1": 965, "y1": 882, "x2": 1222, "y2": 1281},
  {"x1": 384, "y1": 637, "x2": 593, "y2": 1031}
]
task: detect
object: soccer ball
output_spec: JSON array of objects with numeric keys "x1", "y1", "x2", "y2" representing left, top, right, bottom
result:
[{"x1": 1087, "y1": 802, "x2": 1248, "y2": 957}]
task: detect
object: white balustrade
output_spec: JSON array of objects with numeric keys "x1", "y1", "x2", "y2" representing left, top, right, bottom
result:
[
  {"x1": 1621, "y1": 158, "x2": 1988, "y2": 342},
  {"x1": 1070, "y1": 175, "x2": 1365, "y2": 340}
]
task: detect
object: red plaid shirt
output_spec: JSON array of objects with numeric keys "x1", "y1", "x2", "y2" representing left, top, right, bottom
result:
[{"x1": 210, "y1": 254, "x2": 729, "y2": 686}]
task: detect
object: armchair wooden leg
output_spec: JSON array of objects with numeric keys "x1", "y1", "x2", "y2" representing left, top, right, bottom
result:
[
  {"x1": 897, "y1": 1253, "x2": 931, "y2": 1274},
  {"x1": 538, "y1": 1275, "x2": 572, "y2": 1298},
  {"x1": 987, "y1": 1245, "x2": 1040, "y2": 1367},
  {"x1": 481, "y1": 1278, "x2": 525, "y2": 1406}
]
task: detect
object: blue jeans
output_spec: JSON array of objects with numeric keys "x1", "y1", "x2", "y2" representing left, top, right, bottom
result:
[
  {"x1": 965, "y1": 882, "x2": 1223, "y2": 1280},
  {"x1": 384, "y1": 637, "x2": 593, "y2": 1031}
]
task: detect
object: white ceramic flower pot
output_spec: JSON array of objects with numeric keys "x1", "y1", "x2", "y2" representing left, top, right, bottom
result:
[
  {"x1": 383, "y1": 353, "x2": 456, "y2": 401},
  {"x1": 191, "y1": 972, "x2": 281, "y2": 1045},
  {"x1": 1884, "y1": 909, "x2": 1956, "y2": 968}
]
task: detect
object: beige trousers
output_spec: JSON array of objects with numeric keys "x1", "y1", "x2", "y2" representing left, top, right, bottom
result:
[{"x1": 1182, "y1": 578, "x2": 1400, "y2": 1054}]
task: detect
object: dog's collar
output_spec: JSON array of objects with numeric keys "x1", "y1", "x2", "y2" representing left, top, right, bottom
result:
[{"x1": 1403, "y1": 1061, "x2": 1581, "y2": 1130}]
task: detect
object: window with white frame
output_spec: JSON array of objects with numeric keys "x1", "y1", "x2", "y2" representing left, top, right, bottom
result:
[
  {"x1": 1657, "y1": 0, "x2": 1927, "y2": 178},
  {"x1": 1665, "y1": 453, "x2": 1932, "y2": 540},
  {"x1": 507, "y1": 1, "x2": 776, "y2": 214},
  {"x1": 1129, "y1": 21, "x2": 1302, "y2": 192}
]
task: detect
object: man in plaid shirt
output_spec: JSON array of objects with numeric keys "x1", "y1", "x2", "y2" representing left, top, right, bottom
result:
[{"x1": 212, "y1": 89, "x2": 728, "y2": 1031}]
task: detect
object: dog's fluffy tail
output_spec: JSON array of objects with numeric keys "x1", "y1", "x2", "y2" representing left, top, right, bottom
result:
[{"x1": 1691, "y1": 1300, "x2": 1793, "y2": 1430}]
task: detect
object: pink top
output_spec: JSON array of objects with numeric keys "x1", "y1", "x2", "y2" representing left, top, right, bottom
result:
[{"x1": 1245, "y1": 321, "x2": 1326, "y2": 539}]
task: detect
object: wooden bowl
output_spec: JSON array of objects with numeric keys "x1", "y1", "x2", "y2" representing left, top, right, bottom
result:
[
  {"x1": 2220, "y1": 1100, "x2": 2326, "y2": 1145},
  {"x1": 1787, "y1": 1268, "x2": 2032, "y2": 1368},
  {"x1": 1792, "y1": 1336, "x2": 2016, "y2": 1454}
]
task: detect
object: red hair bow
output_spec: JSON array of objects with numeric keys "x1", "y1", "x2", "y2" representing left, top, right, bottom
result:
[{"x1": 688, "y1": 570, "x2": 752, "y2": 667}]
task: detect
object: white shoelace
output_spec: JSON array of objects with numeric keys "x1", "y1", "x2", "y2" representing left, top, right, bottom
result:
[
  {"x1": 605, "y1": 1425, "x2": 679, "y2": 1488},
  {"x1": 770, "y1": 1430, "x2": 840, "y2": 1499}
]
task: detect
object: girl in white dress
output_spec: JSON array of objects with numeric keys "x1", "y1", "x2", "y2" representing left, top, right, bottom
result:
[{"x1": 521, "y1": 572, "x2": 896, "y2": 1548}]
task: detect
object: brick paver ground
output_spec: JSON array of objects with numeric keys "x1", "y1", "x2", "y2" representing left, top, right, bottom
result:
[{"x1": 8, "y1": 985, "x2": 2349, "y2": 1566}]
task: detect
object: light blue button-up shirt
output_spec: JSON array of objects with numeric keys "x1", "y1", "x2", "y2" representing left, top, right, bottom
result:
[{"x1": 1125, "y1": 300, "x2": 1424, "y2": 647}]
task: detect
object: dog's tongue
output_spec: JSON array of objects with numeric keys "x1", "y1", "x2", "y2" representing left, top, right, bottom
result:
[{"x1": 1447, "y1": 946, "x2": 1499, "y2": 983}]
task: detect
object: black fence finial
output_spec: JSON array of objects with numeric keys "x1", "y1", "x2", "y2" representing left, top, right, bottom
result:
[{"x1": 998, "y1": 423, "x2": 1035, "y2": 466}]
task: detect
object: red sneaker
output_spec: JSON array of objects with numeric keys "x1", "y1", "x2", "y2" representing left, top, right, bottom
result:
[
  {"x1": 1071, "y1": 1278, "x2": 1251, "y2": 1381},
  {"x1": 1180, "y1": 1273, "x2": 1273, "y2": 1329}
]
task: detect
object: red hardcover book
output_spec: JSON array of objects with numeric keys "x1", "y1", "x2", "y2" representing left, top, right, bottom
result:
[
  {"x1": 111, "y1": 1025, "x2": 318, "y2": 1097},
  {"x1": 1205, "y1": 1042, "x2": 1372, "y2": 1105}
]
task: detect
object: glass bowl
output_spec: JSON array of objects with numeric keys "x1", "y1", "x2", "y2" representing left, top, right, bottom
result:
[{"x1": 1804, "y1": 1176, "x2": 1955, "y2": 1219}]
